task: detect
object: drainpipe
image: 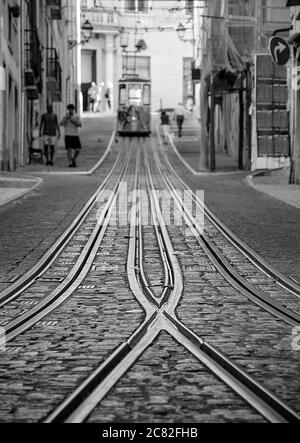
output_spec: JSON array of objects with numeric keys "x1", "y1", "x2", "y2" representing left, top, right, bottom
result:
[
  {"x1": 76, "y1": 0, "x2": 83, "y2": 117},
  {"x1": 20, "y1": 0, "x2": 25, "y2": 167},
  {"x1": 210, "y1": 72, "x2": 216, "y2": 172}
]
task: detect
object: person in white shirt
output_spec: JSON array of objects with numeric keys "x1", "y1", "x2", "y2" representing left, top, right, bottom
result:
[
  {"x1": 60, "y1": 104, "x2": 82, "y2": 168},
  {"x1": 95, "y1": 83, "x2": 103, "y2": 113},
  {"x1": 174, "y1": 103, "x2": 186, "y2": 138},
  {"x1": 88, "y1": 82, "x2": 97, "y2": 112}
]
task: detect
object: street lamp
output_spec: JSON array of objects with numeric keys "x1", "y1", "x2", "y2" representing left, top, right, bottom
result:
[
  {"x1": 68, "y1": 20, "x2": 94, "y2": 50},
  {"x1": 82, "y1": 20, "x2": 94, "y2": 41},
  {"x1": 176, "y1": 23, "x2": 186, "y2": 41},
  {"x1": 120, "y1": 32, "x2": 129, "y2": 51},
  {"x1": 176, "y1": 22, "x2": 196, "y2": 44}
]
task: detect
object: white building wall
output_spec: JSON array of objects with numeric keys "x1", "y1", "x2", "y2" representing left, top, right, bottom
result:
[
  {"x1": 81, "y1": 0, "x2": 193, "y2": 112},
  {"x1": 141, "y1": 31, "x2": 193, "y2": 111}
]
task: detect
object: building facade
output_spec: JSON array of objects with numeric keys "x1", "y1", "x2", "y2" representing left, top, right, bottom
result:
[
  {"x1": 194, "y1": 0, "x2": 291, "y2": 171},
  {"x1": 0, "y1": 0, "x2": 77, "y2": 171},
  {"x1": 80, "y1": 0, "x2": 194, "y2": 113},
  {"x1": 0, "y1": 0, "x2": 22, "y2": 171},
  {"x1": 287, "y1": 1, "x2": 300, "y2": 184}
]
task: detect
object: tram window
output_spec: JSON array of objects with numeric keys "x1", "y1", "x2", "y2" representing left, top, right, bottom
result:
[
  {"x1": 119, "y1": 85, "x2": 127, "y2": 105},
  {"x1": 128, "y1": 84, "x2": 142, "y2": 105},
  {"x1": 143, "y1": 84, "x2": 151, "y2": 106}
]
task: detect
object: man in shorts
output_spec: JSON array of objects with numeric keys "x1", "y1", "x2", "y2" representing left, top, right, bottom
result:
[
  {"x1": 60, "y1": 104, "x2": 82, "y2": 168},
  {"x1": 39, "y1": 105, "x2": 60, "y2": 166}
]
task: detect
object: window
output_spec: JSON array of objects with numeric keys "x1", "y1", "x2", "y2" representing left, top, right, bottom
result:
[
  {"x1": 143, "y1": 85, "x2": 151, "y2": 106},
  {"x1": 186, "y1": 0, "x2": 194, "y2": 17},
  {"x1": 7, "y1": 5, "x2": 19, "y2": 56},
  {"x1": 125, "y1": 0, "x2": 135, "y2": 11},
  {"x1": 119, "y1": 85, "x2": 127, "y2": 105},
  {"x1": 228, "y1": 0, "x2": 255, "y2": 17},
  {"x1": 128, "y1": 84, "x2": 142, "y2": 105},
  {"x1": 125, "y1": 0, "x2": 149, "y2": 13},
  {"x1": 124, "y1": 56, "x2": 151, "y2": 79}
]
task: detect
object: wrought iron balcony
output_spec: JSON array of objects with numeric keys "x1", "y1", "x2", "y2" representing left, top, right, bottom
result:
[
  {"x1": 46, "y1": 48, "x2": 62, "y2": 102},
  {"x1": 24, "y1": 30, "x2": 42, "y2": 95}
]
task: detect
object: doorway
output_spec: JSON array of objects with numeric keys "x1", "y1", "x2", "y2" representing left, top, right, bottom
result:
[{"x1": 81, "y1": 50, "x2": 96, "y2": 111}]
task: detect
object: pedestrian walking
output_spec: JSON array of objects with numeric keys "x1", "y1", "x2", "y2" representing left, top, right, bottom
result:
[
  {"x1": 39, "y1": 105, "x2": 60, "y2": 166},
  {"x1": 60, "y1": 104, "x2": 82, "y2": 168},
  {"x1": 105, "y1": 83, "x2": 112, "y2": 110},
  {"x1": 88, "y1": 82, "x2": 97, "y2": 112},
  {"x1": 161, "y1": 111, "x2": 170, "y2": 145},
  {"x1": 95, "y1": 83, "x2": 103, "y2": 112},
  {"x1": 174, "y1": 102, "x2": 186, "y2": 138}
]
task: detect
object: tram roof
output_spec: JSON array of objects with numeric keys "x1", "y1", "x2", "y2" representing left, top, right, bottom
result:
[{"x1": 119, "y1": 77, "x2": 151, "y2": 84}]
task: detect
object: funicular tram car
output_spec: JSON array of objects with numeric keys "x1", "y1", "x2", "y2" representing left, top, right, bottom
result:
[{"x1": 117, "y1": 77, "x2": 151, "y2": 136}]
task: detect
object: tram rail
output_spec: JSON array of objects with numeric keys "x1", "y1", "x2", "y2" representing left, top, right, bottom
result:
[
  {"x1": 159, "y1": 125, "x2": 300, "y2": 299},
  {"x1": 152, "y1": 129, "x2": 300, "y2": 325},
  {"x1": 2, "y1": 142, "x2": 132, "y2": 343},
  {"x1": 0, "y1": 133, "x2": 121, "y2": 308},
  {"x1": 44, "y1": 141, "x2": 300, "y2": 424}
]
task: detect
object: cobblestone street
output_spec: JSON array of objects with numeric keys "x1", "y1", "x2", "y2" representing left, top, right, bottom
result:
[
  {"x1": 2, "y1": 0, "x2": 300, "y2": 429},
  {"x1": 0, "y1": 116, "x2": 116, "y2": 291},
  {"x1": 0, "y1": 115, "x2": 299, "y2": 424}
]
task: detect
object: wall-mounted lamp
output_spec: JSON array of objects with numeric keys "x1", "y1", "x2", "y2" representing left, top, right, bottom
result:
[
  {"x1": 176, "y1": 22, "x2": 195, "y2": 44},
  {"x1": 176, "y1": 23, "x2": 186, "y2": 41},
  {"x1": 68, "y1": 20, "x2": 94, "y2": 50}
]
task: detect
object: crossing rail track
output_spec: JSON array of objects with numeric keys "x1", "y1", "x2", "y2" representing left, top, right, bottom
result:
[
  {"x1": 153, "y1": 127, "x2": 300, "y2": 324},
  {"x1": 44, "y1": 141, "x2": 300, "y2": 424},
  {"x1": 159, "y1": 126, "x2": 300, "y2": 301},
  {"x1": 1, "y1": 132, "x2": 300, "y2": 423}
]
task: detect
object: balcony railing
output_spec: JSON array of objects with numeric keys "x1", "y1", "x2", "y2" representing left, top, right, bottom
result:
[
  {"x1": 24, "y1": 30, "x2": 42, "y2": 94},
  {"x1": 46, "y1": 48, "x2": 62, "y2": 102},
  {"x1": 81, "y1": 8, "x2": 120, "y2": 30}
]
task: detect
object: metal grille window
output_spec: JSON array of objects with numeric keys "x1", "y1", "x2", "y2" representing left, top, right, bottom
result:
[
  {"x1": 255, "y1": 54, "x2": 290, "y2": 157},
  {"x1": 186, "y1": 0, "x2": 194, "y2": 16},
  {"x1": 123, "y1": 56, "x2": 150, "y2": 79},
  {"x1": 24, "y1": 30, "x2": 42, "y2": 92},
  {"x1": 46, "y1": 48, "x2": 62, "y2": 102}
]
